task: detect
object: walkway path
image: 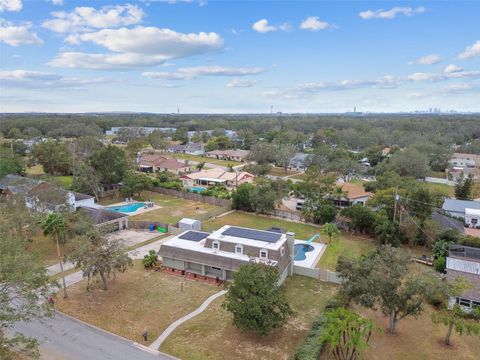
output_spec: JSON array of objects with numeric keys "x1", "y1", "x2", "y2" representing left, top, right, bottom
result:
[{"x1": 148, "y1": 289, "x2": 227, "y2": 350}]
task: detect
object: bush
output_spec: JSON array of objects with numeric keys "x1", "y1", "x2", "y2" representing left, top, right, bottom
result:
[
  {"x1": 313, "y1": 202, "x2": 337, "y2": 224},
  {"x1": 142, "y1": 250, "x2": 158, "y2": 268},
  {"x1": 294, "y1": 316, "x2": 325, "y2": 360},
  {"x1": 433, "y1": 256, "x2": 446, "y2": 273}
]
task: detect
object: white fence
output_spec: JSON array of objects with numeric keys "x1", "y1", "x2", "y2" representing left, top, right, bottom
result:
[{"x1": 293, "y1": 265, "x2": 343, "y2": 284}]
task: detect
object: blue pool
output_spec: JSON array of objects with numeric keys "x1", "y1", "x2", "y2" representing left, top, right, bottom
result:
[
  {"x1": 294, "y1": 244, "x2": 314, "y2": 261},
  {"x1": 106, "y1": 203, "x2": 145, "y2": 213},
  {"x1": 190, "y1": 187, "x2": 206, "y2": 193}
]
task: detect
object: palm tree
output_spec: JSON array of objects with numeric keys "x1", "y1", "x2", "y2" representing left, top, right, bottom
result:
[
  {"x1": 42, "y1": 213, "x2": 68, "y2": 299},
  {"x1": 321, "y1": 223, "x2": 340, "y2": 244}
]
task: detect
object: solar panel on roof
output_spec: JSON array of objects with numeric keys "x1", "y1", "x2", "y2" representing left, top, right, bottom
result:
[
  {"x1": 178, "y1": 231, "x2": 210, "y2": 242},
  {"x1": 222, "y1": 227, "x2": 282, "y2": 243}
]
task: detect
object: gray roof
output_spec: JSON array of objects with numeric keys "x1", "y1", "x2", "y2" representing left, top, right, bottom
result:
[
  {"x1": 442, "y1": 198, "x2": 480, "y2": 213},
  {"x1": 446, "y1": 269, "x2": 480, "y2": 301},
  {"x1": 0, "y1": 174, "x2": 41, "y2": 194},
  {"x1": 78, "y1": 206, "x2": 128, "y2": 225}
]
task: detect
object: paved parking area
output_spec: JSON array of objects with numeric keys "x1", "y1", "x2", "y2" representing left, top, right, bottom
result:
[{"x1": 108, "y1": 229, "x2": 163, "y2": 247}]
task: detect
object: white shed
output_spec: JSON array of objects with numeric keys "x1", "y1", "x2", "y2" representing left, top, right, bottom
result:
[{"x1": 179, "y1": 218, "x2": 201, "y2": 231}]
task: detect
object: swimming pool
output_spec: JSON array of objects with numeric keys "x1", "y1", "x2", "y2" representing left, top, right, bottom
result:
[
  {"x1": 106, "y1": 202, "x2": 145, "y2": 213},
  {"x1": 190, "y1": 187, "x2": 206, "y2": 193},
  {"x1": 294, "y1": 243, "x2": 315, "y2": 261}
]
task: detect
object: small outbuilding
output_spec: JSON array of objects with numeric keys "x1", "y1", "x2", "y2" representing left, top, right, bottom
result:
[{"x1": 178, "y1": 218, "x2": 201, "y2": 231}]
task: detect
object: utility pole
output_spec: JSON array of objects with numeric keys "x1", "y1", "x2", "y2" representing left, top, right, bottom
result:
[{"x1": 393, "y1": 187, "x2": 399, "y2": 222}]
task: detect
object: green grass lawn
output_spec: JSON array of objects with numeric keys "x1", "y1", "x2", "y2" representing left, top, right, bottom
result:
[
  {"x1": 161, "y1": 275, "x2": 336, "y2": 360},
  {"x1": 25, "y1": 164, "x2": 45, "y2": 176},
  {"x1": 317, "y1": 233, "x2": 376, "y2": 270},
  {"x1": 53, "y1": 175, "x2": 73, "y2": 189},
  {"x1": 25, "y1": 231, "x2": 65, "y2": 267},
  {"x1": 56, "y1": 261, "x2": 219, "y2": 345},
  {"x1": 99, "y1": 191, "x2": 219, "y2": 224},
  {"x1": 167, "y1": 152, "x2": 243, "y2": 167},
  {"x1": 202, "y1": 211, "x2": 320, "y2": 240},
  {"x1": 419, "y1": 181, "x2": 454, "y2": 197},
  {"x1": 267, "y1": 167, "x2": 301, "y2": 177}
]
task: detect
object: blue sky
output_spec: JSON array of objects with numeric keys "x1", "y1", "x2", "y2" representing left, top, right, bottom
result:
[{"x1": 1, "y1": 0, "x2": 479, "y2": 113}]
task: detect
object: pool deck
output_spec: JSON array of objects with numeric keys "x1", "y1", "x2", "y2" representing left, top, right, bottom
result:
[
  {"x1": 294, "y1": 240, "x2": 326, "y2": 268},
  {"x1": 103, "y1": 202, "x2": 162, "y2": 216}
]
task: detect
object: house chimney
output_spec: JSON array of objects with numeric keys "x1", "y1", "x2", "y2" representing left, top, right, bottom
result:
[{"x1": 286, "y1": 232, "x2": 295, "y2": 276}]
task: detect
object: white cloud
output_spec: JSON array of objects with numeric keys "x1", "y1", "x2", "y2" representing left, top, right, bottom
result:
[
  {"x1": 359, "y1": 6, "x2": 426, "y2": 20},
  {"x1": 410, "y1": 54, "x2": 442, "y2": 65},
  {"x1": 0, "y1": 0, "x2": 22, "y2": 12},
  {"x1": 0, "y1": 20, "x2": 43, "y2": 46},
  {"x1": 442, "y1": 84, "x2": 476, "y2": 93},
  {"x1": 0, "y1": 69, "x2": 105, "y2": 88},
  {"x1": 42, "y1": 4, "x2": 144, "y2": 33},
  {"x1": 458, "y1": 40, "x2": 480, "y2": 60},
  {"x1": 49, "y1": 27, "x2": 224, "y2": 69},
  {"x1": 227, "y1": 79, "x2": 258, "y2": 88},
  {"x1": 252, "y1": 18, "x2": 289, "y2": 33},
  {"x1": 299, "y1": 16, "x2": 330, "y2": 31},
  {"x1": 408, "y1": 70, "x2": 480, "y2": 82},
  {"x1": 408, "y1": 72, "x2": 446, "y2": 82},
  {"x1": 143, "y1": 66, "x2": 265, "y2": 80},
  {"x1": 50, "y1": 0, "x2": 63, "y2": 5},
  {"x1": 444, "y1": 64, "x2": 463, "y2": 73}
]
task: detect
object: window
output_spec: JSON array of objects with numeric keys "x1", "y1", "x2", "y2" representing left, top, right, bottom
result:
[
  {"x1": 459, "y1": 298, "x2": 472, "y2": 307},
  {"x1": 280, "y1": 247, "x2": 285, "y2": 256},
  {"x1": 212, "y1": 240, "x2": 220, "y2": 250},
  {"x1": 259, "y1": 249, "x2": 268, "y2": 259},
  {"x1": 212, "y1": 266, "x2": 222, "y2": 271},
  {"x1": 235, "y1": 244, "x2": 243, "y2": 254}
]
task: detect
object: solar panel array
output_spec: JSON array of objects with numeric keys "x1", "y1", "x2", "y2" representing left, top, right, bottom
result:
[
  {"x1": 179, "y1": 231, "x2": 210, "y2": 242},
  {"x1": 222, "y1": 227, "x2": 282, "y2": 243}
]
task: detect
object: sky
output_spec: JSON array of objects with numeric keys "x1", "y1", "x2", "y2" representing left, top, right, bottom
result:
[{"x1": 0, "y1": 0, "x2": 479, "y2": 113}]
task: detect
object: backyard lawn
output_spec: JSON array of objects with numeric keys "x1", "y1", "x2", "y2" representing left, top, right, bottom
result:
[
  {"x1": 202, "y1": 211, "x2": 321, "y2": 240},
  {"x1": 160, "y1": 275, "x2": 337, "y2": 360},
  {"x1": 25, "y1": 164, "x2": 45, "y2": 176},
  {"x1": 99, "y1": 191, "x2": 220, "y2": 224},
  {"x1": 25, "y1": 231, "x2": 65, "y2": 266},
  {"x1": 267, "y1": 166, "x2": 301, "y2": 177},
  {"x1": 166, "y1": 152, "x2": 243, "y2": 167},
  {"x1": 55, "y1": 261, "x2": 219, "y2": 344},
  {"x1": 53, "y1": 175, "x2": 73, "y2": 189},
  {"x1": 420, "y1": 181, "x2": 455, "y2": 197},
  {"x1": 317, "y1": 233, "x2": 377, "y2": 270}
]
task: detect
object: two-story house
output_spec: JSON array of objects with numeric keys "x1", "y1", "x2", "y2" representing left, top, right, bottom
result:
[
  {"x1": 159, "y1": 225, "x2": 295, "y2": 284},
  {"x1": 448, "y1": 153, "x2": 480, "y2": 180}
]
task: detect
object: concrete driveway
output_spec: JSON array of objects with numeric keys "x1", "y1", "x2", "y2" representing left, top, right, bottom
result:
[{"x1": 108, "y1": 229, "x2": 162, "y2": 247}]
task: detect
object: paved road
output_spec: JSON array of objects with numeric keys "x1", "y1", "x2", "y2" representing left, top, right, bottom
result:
[{"x1": 13, "y1": 311, "x2": 177, "y2": 360}]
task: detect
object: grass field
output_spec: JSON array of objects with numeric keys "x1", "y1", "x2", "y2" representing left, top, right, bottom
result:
[
  {"x1": 25, "y1": 164, "x2": 45, "y2": 176},
  {"x1": 202, "y1": 211, "x2": 321, "y2": 240},
  {"x1": 420, "y1": 181, "x2": 455, "y2": 197},
  {"x1": 25, "y1": 231, "x2": 65, "y2": 267},
  {"x1": 55, "y1": 261, "x2": 219, "y2": 345},
  {"x1": 317, "y1": 234, "x2": 376, "y2": 270},
  {"x1": 167, "y1": 152, "x2": 243, "y2": 167},
  {"x1": 160, "y1": 275, "x2": 337, "y2": 360},
  {"x1": 99, "y1": 191, "x2": 219, "y2": 224},
  {"x1": 267, "y1": 167, "x2": 301, "y2": 177},
  {"x1": 359, "y1": 304, "x2": 480, "y2": 360},
  {"x1": 53, "y1": 175, "x2": 73, "y2": 189}
]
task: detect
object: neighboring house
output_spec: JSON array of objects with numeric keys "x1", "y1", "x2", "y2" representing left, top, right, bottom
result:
[
  {"x1": 22, "y1": 137, "x2": 47, "y2": 153},
  {"x1": 446, "y1": 244, "x2": 480, "y2": 312},
  {"x1": 382, "y1": 147, "x2": 391, "y2": 157},
  {"x1": 106, "y1": 127, "x2": 176, "y2": 136},
  {"x1": 336, "y1": 183, "x2": 373, "y2": 207},
  {"x1": 78, "y1": 206, "x2": 129, "y2": 232},
  {"x1": 205, "y1": 149, "x2": 250, "y2": 162},
  {"x1": 288, "y1": 153, "x2": 311, "y2": 171},
  {"x1": 181, "y1": 168, "x2": 254, "y2": 190},
  {"x1": 159, "y1": 226, "x2": 295, "y2": 284},
  {"x1": 448, "y1": 153, "x2": 480, "y2": 180},
  {"x1": 137, "y1": 154, "x2": 192, "y2": 175},
  {"x1": 442, "y1": 198, "x2": 480, "y2": 220},
  {"x1": 0, "y1": 174, "x2": 95, "y2": 212},
  {"x1": 166, "y1": 142, "x2": 205, "y2": 155}
]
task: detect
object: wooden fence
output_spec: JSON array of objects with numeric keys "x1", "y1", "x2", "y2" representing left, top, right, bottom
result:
[
  {"x1": 266, "y1": 209, "x2": 303, "y2": 222},
  {"x1": 128, "y1": 220, "x2": 169, "y2": 231},
  {"x1": 152, "y1": 187, "x2": 232, "y2": 207}
]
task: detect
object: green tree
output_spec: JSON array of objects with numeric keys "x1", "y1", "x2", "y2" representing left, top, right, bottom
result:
[
  {"x1": 0, "y1": 153, "x2": 24, "y2": 177},
  {"x1": 148, "y1": 130, "x2": 167, "y2": 150},
  {"x1": 41, "y1": 213, "x2": 68, "y2": 298},
  {"x1": 120, "y1": 171, "x2": 153, "y2": 198},
  {"x1": 341, "y1": 205, "x2": 376, "y2": 234},
  {"x1": 32, "y1": 140, "x2": 72, "y2": 175},
  {"x1": 205, "y1": 136, "x2": 234, "y2": 151},
  {"x1": 90, "y1": 145, "x2": 128, "y2": 188},
  {"x1": 70, "y1": 136, "x2": 104, "y2": 160},
  {"x1": 337, "y1": 246, "x2": 428, "y2": 334},
  {"x1": 125, "y1": 138, "x2": 149, "y2": 159},
  {"x1": 275, "y1": 144, "x2": 297, "y2": 173},
  {"x1": 231, "y1": 183, "x2": 255, "y2": 212},
  {"x1": 319, "y1": 307, "x2": 374, "y2": 360},
  {"x1": 247, "y1": 142, "x2": 277, "y2": 164},
  {"x1": 388, "y1": 148, "x2": 429, "y2": 179},
  {"x1": 454, "y1": 172, "x2": 474, "y2": 200},
  {"x1": 172, "y1": 127, "x2": 189, "y2": 144},
  {"x1": 67, "y1": 228, "x2": 132, "y2": 290},
  {"x1": 312, "y1": 201, "x2": 337, "y2": 224},
  {"x1": 71, "y1": 161, "x2": 102, "y2": 201},
  {"x1": 321, "y1": 223, "x2": 340, "y2": 244},
  {"x1": 431, "y1": 276, "x2": 480, "y2": 345},
  {"x1": 223, "y1": 262, "x2": 293, "y2": 335},
  {"x1": 7, "y1": 127, "x2": 22, "y2": 139}
]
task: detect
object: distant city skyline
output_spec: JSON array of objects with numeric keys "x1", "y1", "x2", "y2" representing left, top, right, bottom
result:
[{"x1": 1, "y1": 0, "x2": 479, "y2": 113}]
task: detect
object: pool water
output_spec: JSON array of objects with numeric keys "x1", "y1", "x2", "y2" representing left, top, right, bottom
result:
[
  {"x1": 106, "y1": 203, "x2": 145, "y2": 213},
  {"x1": 294, "y1": 244, "x2": 314, "y2": 261},
  {"x1": 190, "y1": 187, "x2": 206, "y2": 193}
]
